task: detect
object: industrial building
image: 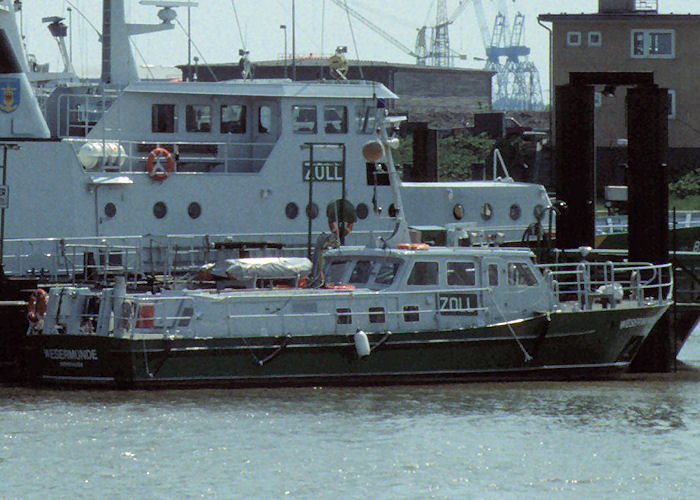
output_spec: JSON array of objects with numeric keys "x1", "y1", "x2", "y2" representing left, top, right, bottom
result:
[{"x1": 539, "y1": 0, "x2": 700, "y2": 184}]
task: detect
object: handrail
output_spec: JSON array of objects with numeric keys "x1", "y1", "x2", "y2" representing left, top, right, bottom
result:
[
  {"x1": 538, "y1": 261, "x2": 673, "y2": 310},
  {"x1": 64, "y1": 137, "x2": 277, "y2": 175}
]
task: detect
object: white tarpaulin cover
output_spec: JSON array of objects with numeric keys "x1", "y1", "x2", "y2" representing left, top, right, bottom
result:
[{"x1": 201, "y1": 257, "x2": 312, "y2": 280}]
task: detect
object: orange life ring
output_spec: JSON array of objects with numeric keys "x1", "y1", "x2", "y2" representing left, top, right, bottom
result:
[
  {"x1": 146, "y1": 147, "x2": 174, "y2": 181},
  {"x1": 329, "y1": 221, "x2": 353, "y2": 237},
  {"x1": 324, "y1": 283, "x2": 355, "y2": 290},
  {"x1": 27, "y1": 288, "x2": 49, "y2": 323},
  {"x1": 396, "y1": 243, "x2": 430, "y2": 250}
]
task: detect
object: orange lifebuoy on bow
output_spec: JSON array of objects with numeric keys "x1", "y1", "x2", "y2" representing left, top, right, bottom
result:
[
  {"x1": 27, "y1": 288, "x2": 49, "y2": 323},
  {"x1": 146, "y1": 147, "x2": 174, "y2": 181},
  {"x1": 329, "y1": 221, "x2": 353, "y2": 237},
  {"x1": 396, "y1": 243, "x2": 430, "y2": 250}
]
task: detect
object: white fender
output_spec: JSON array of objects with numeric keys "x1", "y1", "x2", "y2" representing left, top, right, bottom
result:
[{"x1": 354, "y1": 329, "x2": 371, "y2": 359}]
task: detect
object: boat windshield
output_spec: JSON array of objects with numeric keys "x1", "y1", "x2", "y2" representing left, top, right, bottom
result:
[
  {"x1": 324, "y1": 257, "x2": 401, "y2": 289},
  {"x1": 507, "y1": 262, "x2": 539, "y2": 287},
  {"x1": 326, "y1": 260, "x2": 349, "y2": 283}
]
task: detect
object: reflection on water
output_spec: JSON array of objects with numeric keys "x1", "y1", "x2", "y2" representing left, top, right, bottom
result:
[{"x1": 2, "y1": 376, "x2": 700, "y2": 498}]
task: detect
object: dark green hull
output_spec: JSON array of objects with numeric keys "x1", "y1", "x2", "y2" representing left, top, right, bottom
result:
[{"x1": 25, "y1": 305, "x2": 667, "y2": 389}]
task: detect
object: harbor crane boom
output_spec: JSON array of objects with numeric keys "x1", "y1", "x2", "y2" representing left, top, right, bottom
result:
[{"x1": 328, "y1": 0, "x2": 423, "y2": 64}]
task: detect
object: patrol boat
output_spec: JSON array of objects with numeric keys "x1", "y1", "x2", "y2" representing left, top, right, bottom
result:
[
  {"x1": 24, "y1": 121, "x2": 672, "y2": 388},
  {"x1": 0, "y1": 0, "x2": 551, "y2": 278}
]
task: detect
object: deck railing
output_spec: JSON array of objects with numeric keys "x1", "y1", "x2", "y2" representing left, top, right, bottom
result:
[{"x1": 538, "y1": 261, "x2": 673, "y2": 310}]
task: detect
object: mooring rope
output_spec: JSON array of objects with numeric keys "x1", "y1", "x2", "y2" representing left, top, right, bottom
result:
[{"x1": 487, "y1": 290, "x2": 533, "y2": 362}]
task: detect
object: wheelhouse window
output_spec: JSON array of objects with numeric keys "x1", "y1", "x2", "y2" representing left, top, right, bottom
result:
[
  {"x1": 355, "y1": 106, "x2": 377, "y2": 134},
  {"x1": 375, "y1": 261, "x2": 400, "y2": 286},
  {"x1": 447, "y1": 262, "x2": 476, "y2": 286},
  {"x1": 349, "y1": 260, "x2": 372, "y2": 285},
  {"x1": 221, "y1": 104, "x2": 247, "y2": 134},
  {"x1": 407, "y1": 262, "x2": 438, "y2": 286},
  {"x1": 258, "y1": 105, "x2": 272, "y2": 134},
  {"x1": 324, "y1": 105, "x2": 348, "y2": 134},
  {"x1": 566, "y1": 32, "x2": 581, "y2": 47},
  {"x1": 152, "y1": 104, "x2": 175, "y2": 133},
  {"x1": 631, "y1": 29, "x2": 675, "y2": 58},
  {"x1": 488, "y1": 264, "x2": 499, "y2": 287},
  {"x1": 326, "y1": 260, "x2": 349, "y2": 283},
  {"x1": 507, "y1": 262, "x2": 538, "y2": 287},
  {"x1": 185, "y1": 105, "x2": 211, "y2": 133},
  {"x1": 292, "y1": 105, "x2": 317, "y2": 133}
]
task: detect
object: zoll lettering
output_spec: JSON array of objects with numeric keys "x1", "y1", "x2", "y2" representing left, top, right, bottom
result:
[{"x1": 302, "y1": 162, "x2": 344, "y2": 182}]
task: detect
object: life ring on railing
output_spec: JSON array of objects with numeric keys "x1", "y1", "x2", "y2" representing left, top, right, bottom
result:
[
  {"x1": 396, "y1": 243, "x2": 430, "y2": 250},
  {"x1": 27, "y1": 288, "x2": 48, "y2": 323},
  {"x1": 324, "y1": 283, "x2": 355, "y2": 290},
  {"x1": 146, "y1": 147, "x2": 174, "y2": 181},
  {"x1": 329, "y1": 221, "x2": 353, "y2": 237}
]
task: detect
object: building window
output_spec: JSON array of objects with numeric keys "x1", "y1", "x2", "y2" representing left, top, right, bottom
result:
[
  {"x1": 668, "y1": 90, "x2": 676, "y2": 119},
  {"x1": 588, "y1": 32, "x2": 602, "y2": 47},
  {"x1": 566, "y1": 32, "x2": 581, "y2": 47},
  {"x1": 185, "y1": 105, "x2": 211, "y2": 133},
  {"x1": 221, "y1": 104, "x2": 246, "y2": 133},
  {"x1": 151, "y1": 104, "x2": 175, "y2": 133},
  {"x1": 292, "y1": 105, "x2": 317, "y2": 133},
  {"x1": 631, "y1": 30, "x2": 675, "y2": 58}
]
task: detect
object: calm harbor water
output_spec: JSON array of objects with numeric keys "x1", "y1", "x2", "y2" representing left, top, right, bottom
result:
[{"x1": 2, "y1": 327, "x2": 700, "y2": 499}]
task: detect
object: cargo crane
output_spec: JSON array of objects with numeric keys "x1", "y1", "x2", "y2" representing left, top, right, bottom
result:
[
  {"x1": 501, "y1": 12, "x2": 543, "y2": 110},
  {"x1": 329, "y1": 0, "x2": 468, "y2": 66},
  {"x1": 420, "y1": 0, "x2": 471, "y2": 66},
  {"x1": 472, "y1": 0, "x2": 543, "y2": 110},
  {"x1": 328, "y1": 0, "x2": 425, "y2": 64}
]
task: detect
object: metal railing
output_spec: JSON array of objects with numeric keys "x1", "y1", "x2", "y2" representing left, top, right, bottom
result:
[
  {"x1": 538, "y1": 260, "x2": 673, "y2": 310},
  {"x1": 596, "y1": 211, "x2": 700, "y2": 235},
  {"x1": 64, "y1": 137, "x2": 276, "y2": 175}
]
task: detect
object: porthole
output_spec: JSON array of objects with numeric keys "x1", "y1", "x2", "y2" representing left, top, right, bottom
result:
[
  {"x1": 481, "y1": 202, "x2": 493, "y2": 221},
  {"x1": 104, "y1": 202, "x2": 116, "y2": 218},
  {"x1": 356, "y1": 203, "x2": 369, "y2": 220},
  {"x1": 509, "y1": 204, "x2": 521, "y2": 221},
  {"x1": 305, "y1": 202, "x2": 319, "y2": 219},
  {"x1": 188, "y1": 202, "x2": 201, "y2": 219},
  {"x1": 453, "y1": 203, "x2": 464, "y2": 220},
  {"x1": 153, "y1": 201, "x2": 167, "y2": 219},
  {"x1": 533, "y1": 204, "x2": 545, "y2": 220},
  {"x1": 285, "y1": 202, "x2": 299, "y2": 219}
]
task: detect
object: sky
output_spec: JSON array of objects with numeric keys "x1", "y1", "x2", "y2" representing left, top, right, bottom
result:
[{"x1": 14, "y1": 0, "x2": 700, "y2": 98}]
